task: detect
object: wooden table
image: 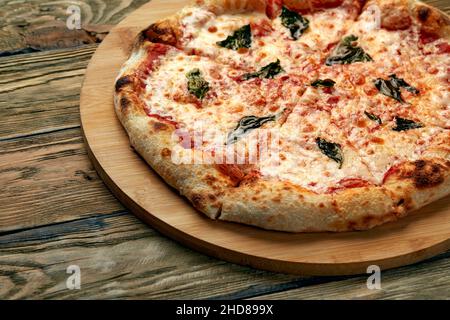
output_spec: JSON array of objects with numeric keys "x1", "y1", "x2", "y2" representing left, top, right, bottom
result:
[{"x1": 0, "y1": 0, "x2": 449, "y2": 300}]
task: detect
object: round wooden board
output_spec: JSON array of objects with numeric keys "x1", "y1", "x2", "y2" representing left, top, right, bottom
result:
[{"x1": 80, "y1": 0, "x2": 450, "y2": 276}]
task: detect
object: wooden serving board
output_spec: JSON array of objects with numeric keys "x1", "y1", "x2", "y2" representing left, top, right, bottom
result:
[{"x1": 80, "y1": 0, "x2": 450, "y2": 275}]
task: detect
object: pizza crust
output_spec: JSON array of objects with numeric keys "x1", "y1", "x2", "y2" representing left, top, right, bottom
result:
[
  {"x1": 115, "y1": 43, "x2": 238, "y2": 219},
  {"x1": 364, "y1": 0, "x2": 450, "y2": 36},
  {"x1": 411, "y1": 0, "x2": 450, "y2": 39},
  {"x1": 194, "y1": 0, "x2": 267, "y2": 13},
  {"x1": 220, "y1": 179, "x2": 402, "y2": 232},
  {"x1": 120, "y1": 114, "x2": 233, "y2": 218},
  {"x1": 220, "y1": 159, "x2": 450, "y2": 232},
  {"x1": 115, "y1": 0, "x2": 450, "y2": 232},
  {"x1": 114, "y1": 0, "x2": 274, "y2": 219}
]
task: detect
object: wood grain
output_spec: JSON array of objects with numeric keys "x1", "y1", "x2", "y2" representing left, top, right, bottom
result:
[
  {"x1": 0, "y1": 212, "x2": 301, "y2": 299},
  {"x1": 0, "y1": 127, "x2": 123, "y2": 232},
  {"x1": 0, "y1": 45, "x2": 96, "y2": 140},
  {"x1": 0, "y1": 0, "x2": 149, "y2": 55},
  {"x1": 251, "y1": 253, "x2": 450, "y2": 299},
  {"x1": 79, "y1": 0, "x2": 450, "y2": 276},
  {"x1": 0, "y1": 210, "x2": 448, "y2": 299}
]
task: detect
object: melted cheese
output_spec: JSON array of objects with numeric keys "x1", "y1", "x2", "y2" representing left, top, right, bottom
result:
[
  {"x1": 138, "y1": 3, "x2": 450, "y2": 193},
  {"x1": 181, "y1": 8, "x2": 271, "y2": 68},
  {"x1": 144, "y1": 52, "x2": 237, "y2": 133},
  {"x1": 259, "y1": 131, "x2": 374, "y2": 193},
  {"x1": 143, "y1": 50, "x2": 288, "y2": 155}
]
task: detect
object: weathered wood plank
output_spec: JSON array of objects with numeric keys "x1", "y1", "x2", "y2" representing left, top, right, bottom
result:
[
  {"x1": 0, "y1": 212, "x2": 302, "y2": 299},
  {"x1": 0, "y1": 0, "x2": 149, "y2": 55},
  {"x1": 250, "y1": 253, "x2": 450, "y2": 300},
  {"x1": 0, "y1": 45, "x2": 96, "y2": 140},
  {"x1": 0, "y1": 127, "x2": 124, "y2": 232},
  {"x1": 0, "y1": 211, "x2": 448, "y2": 299}
]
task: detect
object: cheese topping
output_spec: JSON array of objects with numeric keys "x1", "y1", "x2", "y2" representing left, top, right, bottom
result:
[{"x1": 139, "y1": 2, "x2": 450, "y2": 193}]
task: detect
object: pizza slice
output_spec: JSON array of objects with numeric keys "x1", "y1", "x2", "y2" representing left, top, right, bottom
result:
[{"x1": 341, "y1": 0, "x2": 450, "y2": 128}]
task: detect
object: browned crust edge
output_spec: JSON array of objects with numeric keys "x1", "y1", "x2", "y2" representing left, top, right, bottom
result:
[
  {"x1": 363, "y1": 0, "x2": 450, "y2": 37},
  {"x1": 411, "y1": 0, "x2": 450, "y2": 39},
  {"x1": 220, "y1": 159, "x2": 450, "y2": 232},
  {"x1": 113, "y1": 42, "x2": 239, "y2": 218}
]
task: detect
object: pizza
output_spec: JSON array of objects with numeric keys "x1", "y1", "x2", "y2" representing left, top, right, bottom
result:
[{"x1": 114, "y1": 0, "x2": 450, "y2": 232}]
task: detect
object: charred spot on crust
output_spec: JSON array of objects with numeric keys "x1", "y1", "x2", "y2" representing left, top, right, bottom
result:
[
  {"x1": 115, "y1": 76, "x2": 132, "y2": 92},
  {"x1": 161, "y1": 148, "x2": 171, "y2": 157},
  {"x1": 153, "y1": 122, "x2": 169, "y2": 131},
  {"x1": 404, "y1": 160, "x2": 446, "y2": 189},
  {"x1": 396, "y1": 196, "x2": 413, "y2": 211},
  {"x1": 240, "y1": 170, "x2": 261, "y2": 186},
  {"x1": 272, "y1": 196, "x2": 282, "y2": 203},
  {"x1": 215, "y1": 164, "x2": 245, "y2": 187},
  {"x1": 120, "y1": 97, "x2": 131, "y2": 112},
  {"x1": 330, "y1": 199, "x2": 343, "y2": 214},
  {"x1": 143, "y1": 22, "x2": 178, "y2": 46},
  {"x1": 414, "y1": 5, "x2": 448, "y2": 36},
  {"x1": 418, "y1": 7, "x2": 430, "y2": 22},
  {"x1": 191, "y1": 193, "x2": 205, "y2": 210},
  {"x1": 204, "y1": 174, "x2": 218, "y2": 186},
  {"x1": 208, "y1": 194, "x2": 217, "y2": 201}
]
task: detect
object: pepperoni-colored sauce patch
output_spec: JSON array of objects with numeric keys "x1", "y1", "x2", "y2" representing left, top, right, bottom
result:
[
  {"x1": 382, "y1": 165, "x2": 400, "y2": 184},
  {"x1": 146, "y1": 112, "x2": 179, "y2": 128},
  {"x1": 327, "y1": 178, "x2": 371, "y2": 193},
  {"x1": 251, "y1": 20, "x2": 274, "y2": 37},
  {"x1": 436, "y1": 42, "x2": 450, "y2": 54},
  {"x1": 419, "y1": 30, "x2": 439, "y2": 45}
]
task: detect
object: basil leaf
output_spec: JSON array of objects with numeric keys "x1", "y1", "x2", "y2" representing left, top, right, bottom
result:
[
  {"x1": 374, "y1": 78, "x2": 404, "y2": 103},
  {"x1": 325, "y1": 35, "x2": 373, "y2": 66},
  {"x1": 242, "y1": 60, "x2": 284, "y2": 80},
  {"x1": 389, "y1": 74, "x2": 420, "y2": 94},
  {"x1": 311, "y1": 79, "x2": 335, "y2": 88},
  {"x1": 364, "y1": 111, "x2": 382, "y2": 125},
  {"x1": 217, "y1": 24, "x2": 252, "y2": 50},
  {"x1": 186, "y1": 69, "x2": 210, "y2": 100},
  {"x1": 280, "y1": 6, "x2": 310, "y2": 40},
  {"x1": 227, "y1": 115, "x2": 276, "y2": 145},
  {"x1": 392, "y1": 117, "x2": 424, "y2": 131},
  {"x1": 374, "y1": 74, "x2": 419, "y2": 103},
  {"x1": 316, "y1": 138, "x2": 344, "y2": 169}
]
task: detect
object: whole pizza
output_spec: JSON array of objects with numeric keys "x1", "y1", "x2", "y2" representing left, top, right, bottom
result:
[{"x1": 114, "y1": 0, "x2": 450, "y2": 232}]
